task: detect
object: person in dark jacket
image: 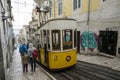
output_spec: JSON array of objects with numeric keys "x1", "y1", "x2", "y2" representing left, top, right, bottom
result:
[
  {"x1": 26, "y1": 42, "x2": 29, "y2": 49},
  {"x1": 19, "y1": 43, "x2": 28, "y2": 56}
]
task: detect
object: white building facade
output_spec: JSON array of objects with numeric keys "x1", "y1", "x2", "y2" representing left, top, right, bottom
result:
[
  {"x1": 0, "y1": 0, "x2": 14, "y2": 80},
  {"x1": 71, "y1": 0, "x2": 120, "y2": 57}
]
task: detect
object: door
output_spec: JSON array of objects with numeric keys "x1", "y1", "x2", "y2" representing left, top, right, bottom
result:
[
  {"x1": 77, "y1": 31, "x2": 80, "y2": 53},
  {"x1": 98, "y1": 31, "x2": 118, "y2": 55}
]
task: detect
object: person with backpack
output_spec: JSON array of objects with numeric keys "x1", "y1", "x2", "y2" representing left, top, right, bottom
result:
[
  {"x1": 19, "y1": 43, "x2": 28, "y2": 56},
  {"x1": 28, "y1": 43, "x2": 38, "y2": 73}
]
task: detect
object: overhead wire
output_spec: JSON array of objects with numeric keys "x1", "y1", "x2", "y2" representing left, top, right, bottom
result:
[
  {"x1": 12, "y1": 0, "x2": 35, "y2": 32},
  {"x1": 11, "y1": 1, "x2": 33, "y2": 14},
  {"x1": 11, "y1": 1, "x2": 36, "y2": 7}
]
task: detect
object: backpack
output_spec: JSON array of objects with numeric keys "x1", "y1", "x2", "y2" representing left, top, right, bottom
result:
[
  {"x1": 20, "y1": 44, "x2": 28, "y2": 54},
  {"x1": 32, "y1": 50, "x2": 38, "y2": 58}
]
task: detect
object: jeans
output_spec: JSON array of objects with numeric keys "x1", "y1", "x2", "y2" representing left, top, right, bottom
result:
[
  {"x1": 30, "y1": 57, "x2": 36, "y2": 72},
  {"x1": 23, "y1": 64, "x2": 28, "y2": 72}
]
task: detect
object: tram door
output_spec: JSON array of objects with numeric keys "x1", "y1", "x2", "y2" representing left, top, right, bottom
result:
[
  {"x1": 98, "y1": 31, "x2": 118, "y2": 55},
  {"x1": 43, "y1": 30, "x2": 48, "y2": 64},
  {"x1": 77, "y1": 31, "x2": 80, "y2": 53}
]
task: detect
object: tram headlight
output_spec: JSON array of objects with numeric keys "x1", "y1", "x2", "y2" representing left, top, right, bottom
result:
[{"x1": 66, "y1": 56, "x2": 71, "y2": 61}]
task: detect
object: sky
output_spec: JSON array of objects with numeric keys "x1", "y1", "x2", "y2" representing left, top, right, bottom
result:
[{"x1": 11, "y1": 0, "x2": 36, "y2": 35}]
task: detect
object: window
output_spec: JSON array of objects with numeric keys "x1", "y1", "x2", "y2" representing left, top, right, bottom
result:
[
  {"x1": 47, "y1": 30, "x2": 50, "y2": 49},
  {"x1": 52, "y1": 30, "x2": 61, "y2": 50},
  {"x1": 49, "y1": 8, "x2": 52, "y2": 18},
  {"x1": 78, "y1": 0, "x2": 81, "y2": 8},
  {"x1": 58, "y1": 2, "x2": 63, "y2": 15},
  {"x1": 37, "y1": 37, "x2": 40, "y2": 49},
  {"x1": 74, "y1": 29, "x2": 77, "y2": 47},
  {"x1": 39, "y1": 30, "x2": 42, "y2": 48},
  {"x1": 73, "y1": 0, "x2": 77, "y2": 10},
  {"x1": 63, "y1": 30, "x2": 72, "y2": 50},
  {"x1": 73, "y1": 0, "x2": 81, "y2": 11},
  {"x1": 49, "y1": 0, "x2": 52, "y2": 18},
  {"x1": 41, "y1": 30, "x2": 44, "y2": 47},
  {"x1": 103, "y1": 0, "x2": 105, "y2": 2},
  {"x1": 43, "y1": 30, "x2": 47, "y2": 44},
  {"x1": 32, "y1": 37, "x2": 34, "y2": 40}
]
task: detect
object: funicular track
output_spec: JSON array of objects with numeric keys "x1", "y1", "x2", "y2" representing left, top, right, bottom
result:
[{"x1": 37, "y1": 61, "x2": 120, "y2": 80}]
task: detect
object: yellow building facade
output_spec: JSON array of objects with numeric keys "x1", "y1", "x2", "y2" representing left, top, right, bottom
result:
[
  {"x1": 82, "y1": 0, "x2": 100, "y2": 14},
  {"x1": 49, "y1": 0, "x2": 72, "y2": 18},
  {"x1": 34, "y1": 0, "x2": 100, "y2": 19},
  {"x1": 48, "y1": 0, "x2": 100, "y2": 19}
]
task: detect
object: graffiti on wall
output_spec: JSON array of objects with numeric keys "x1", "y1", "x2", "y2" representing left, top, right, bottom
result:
[{"x1": 80, "y1": 31, "x2": 98, "y2": 51}]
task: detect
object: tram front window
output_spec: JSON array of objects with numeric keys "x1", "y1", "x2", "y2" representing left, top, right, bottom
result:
[
  {"x1": 52, "y1": 30, "x2": 60, "y2": 50},
  {"x1": 63, "y1": 30, "x2": 72, "y2": 50}
]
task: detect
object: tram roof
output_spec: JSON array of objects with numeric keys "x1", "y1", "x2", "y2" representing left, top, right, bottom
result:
[
  {"x1": 40, "y1": 18, "x2": 77, "y2": 30},
  {"x1": 32, "y1": 18, "x2": 77, "y2": 34}
]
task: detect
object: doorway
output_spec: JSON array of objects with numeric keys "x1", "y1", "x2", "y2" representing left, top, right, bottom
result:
[
  {"x1": 77, "y1": 31, "x2": 80, "y2": 53},
  {"x1": 98, "y1": 31, "x2": 118, "y2": 55}
]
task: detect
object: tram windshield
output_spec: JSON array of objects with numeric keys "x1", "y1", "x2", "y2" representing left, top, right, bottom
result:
[{"x1": 63, "y1": 30, "x2": 72, "y2": 50}]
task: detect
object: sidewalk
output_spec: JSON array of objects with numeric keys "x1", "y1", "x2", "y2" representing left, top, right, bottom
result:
[
  {"x1": 8, "y1": 48, "x2": 51, "y2": 80},
  {"x1": 77, "y1": 53, "x2": 120, "y2": 71}
]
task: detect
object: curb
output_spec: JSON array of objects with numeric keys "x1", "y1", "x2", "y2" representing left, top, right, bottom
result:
[{"x1": 98, "y1": 53, "x2": 115, "y2": 59}]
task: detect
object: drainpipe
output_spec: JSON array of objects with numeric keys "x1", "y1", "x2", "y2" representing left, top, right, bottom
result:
[
  {"x1": 87, "y1": 0, "x2": 90, "y2": 26},
  {"x1": 86, "y1": 0, "x2": 90, "y2": 54}
]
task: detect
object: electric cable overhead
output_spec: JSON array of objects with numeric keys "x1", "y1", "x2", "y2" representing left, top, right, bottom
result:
[
  {"x1": 11, "y1": 1, "x2": 36, "y2": 7},
  {"x1": 12, "y1": 0, "x2": 34, "y2": 32}
]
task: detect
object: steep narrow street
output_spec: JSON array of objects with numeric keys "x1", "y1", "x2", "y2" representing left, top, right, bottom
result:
[{"x1": 1, "y1": 0, "x2": 120, "y2": 80}]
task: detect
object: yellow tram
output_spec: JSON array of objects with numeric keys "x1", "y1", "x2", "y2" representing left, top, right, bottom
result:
[{"x1": 34, "y1": 18, "x2": 77, "y2": 70}]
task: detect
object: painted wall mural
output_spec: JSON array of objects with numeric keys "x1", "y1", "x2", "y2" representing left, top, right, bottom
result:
[{"x1": 80, "y1": 31, "x2": 98, "y2": 51}]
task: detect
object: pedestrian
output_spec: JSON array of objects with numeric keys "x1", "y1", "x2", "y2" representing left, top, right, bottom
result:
[
  {"x1": 27, "y1": 42, "x2": 29, "y2": 49},
  {"x1": 19, "y1": 43, "x2": 28, "y2": 56},
  {"x1": 21, "y1": 52, "x2": 28, "y2": 73},
  {"x1": 28, "y1": 43, "x2": 38, "y2": 73}
]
